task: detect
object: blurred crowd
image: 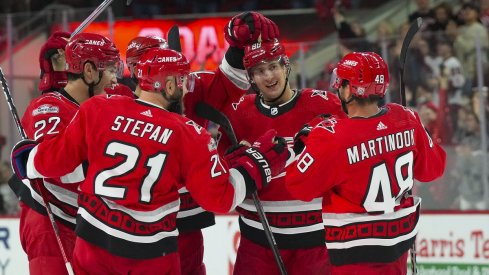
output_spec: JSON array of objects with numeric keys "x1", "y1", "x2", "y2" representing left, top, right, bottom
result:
[
  {"x1": 0, "y1": 160, "x2": 18, "y2": 215},
  {"x1": 0, "y1": 0, "x2": 385, "y2": 17},
  {"x1": 320, "y1": 0, "x2": 489, "y2": 210}
]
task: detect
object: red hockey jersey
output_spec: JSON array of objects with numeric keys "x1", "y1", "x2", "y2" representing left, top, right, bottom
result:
[
  {"x1": 227, "y1": 88, "x2": 345, "y2": 249},
  {"x1": 27, "y1": 95, "x2": 248, "y2": 259},
  {"x1": 286, "y1": 103, "x2": 446, "y2": 265},
  {"x1": 15, "y1": 90, "x2": 82, "y2": 228},
  {"x1": 179, "y1": 64, "x2": 249, "y2": 231}
]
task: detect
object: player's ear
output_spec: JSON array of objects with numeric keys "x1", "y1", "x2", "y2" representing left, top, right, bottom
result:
[
  {"x1": 165, "y1": 76, "x2": 176, "y2": 96},
  {"x1": 83, "y1": 62, "x2": 96, "y2": 82}
]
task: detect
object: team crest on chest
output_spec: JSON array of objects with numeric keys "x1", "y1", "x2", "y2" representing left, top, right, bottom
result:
[
  {"x1": 186, "y1": 120, "x2": 203, "y2": 134},
  {"x1": 232, "y1": 96, "x2": 245, "y2": 110},
  {"x1": 317, "y1": 117, "x2": 337, "y2": 133},
  {"x1": 311, "y1": 89, "x2": 328, "y2": 100}
]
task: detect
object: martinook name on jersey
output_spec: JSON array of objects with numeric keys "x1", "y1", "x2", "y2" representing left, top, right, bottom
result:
[{"x1": 347, "y1": 129, "x2": 415, "y2": 164}]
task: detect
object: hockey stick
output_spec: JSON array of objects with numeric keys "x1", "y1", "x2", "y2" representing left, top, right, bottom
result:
[
  {"x1": 195, "y1": 102, "x2": 288, "y2": 275},
  {"x1": 0, "y1": 67, "x2": 75, "y2": 275},
  {"x1": 399, "y1": 17, "x2": 423, "y2": 275},
  {"x1": 399, "y1": 17, "x2": 423, "y2": 106},
  {"x1": 70, "y1": 0, "x2": 133, "y2": 38},
  {"x1": 170, "y1": 27, "x2": 286, "y2": 274},
  {"x1": 167, "y1": 25, "x2": 182, "y2": 53}
]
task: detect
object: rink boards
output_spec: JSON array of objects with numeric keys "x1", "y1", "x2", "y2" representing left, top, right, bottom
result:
[{"x1": 1, "y1": 212, "x2": 488, "y2": 275}]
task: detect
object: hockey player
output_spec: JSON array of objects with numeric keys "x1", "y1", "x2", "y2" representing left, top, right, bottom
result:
[
  {"x1": 180, "y1": 11, "x2": 279, "y2": 275},
  {"x1": 125, "y1": 35, "x2": 168, "y2": 98},
  {"x1": 11, "y1": 47, "x2": 288, "y2": 274},
  {"x1": 8, "y1": 32, "x2": 121, "y2": 275},
  {"x1": 286, "y1": 52, "x2": 446, "y2": 274},
  {"x1": 226, "y1": 39, "x2": 345, "y2": 274}
]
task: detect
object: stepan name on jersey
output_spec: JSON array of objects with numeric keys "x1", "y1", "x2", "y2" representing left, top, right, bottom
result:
[{"x1": 111, "y1": 115, "x2": 174, "y2": 144}]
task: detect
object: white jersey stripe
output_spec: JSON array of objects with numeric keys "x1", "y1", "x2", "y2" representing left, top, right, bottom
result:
[
  {"x1": 177, "y1": 206, "x2": 205, "y2": 218},
  {"x1": 43, "y1": 180, "x2": 78, "y2": 207},
  {"x1": 79, "y1": 208, "x2": 178, "y2": 243},
  {"x1": 323, "y1": 197, "x2": 421, "y2": 226},
  {"x1": 240, "y1": 216, "x2": 324, "y2": 235},
  {"x1": 100, "y1": 197, "x2": 180, "y2": 223}
]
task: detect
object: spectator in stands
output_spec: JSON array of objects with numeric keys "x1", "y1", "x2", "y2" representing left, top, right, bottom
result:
[
  {"x1": 419, "y1": 101, "x2": 450, "y2": 144},
  {"x1": 471, "y1": 86, "x2": 489, "y2": 130},
  {"x1": 0, "y1": 161, "x2": 19, "y2": 215},
  {"x1": 437, "y1": 39, "x2": 467, "y2": 105},
  {"x1": 404, "y1": 37, "x2": 437, "y2": 105},
  {"x1": 453, "y1": 3, "x2": 489, "y2": 86},
  {"x1": 428, "y1": 2, "x2": 457, "y2": 51},
  {"x1": 451, "y1": 109, "x2": 487, "y2": 210},
  {"x1": 332, "y1": 5, "x2": 378, "y2": 52},
  {"x1": 415, "y1": 81, "x2": 435, "y2": 106},
  {"x1": 409, "y1": 0, "x2": 435, "y2": 24},
  {"x1": 430, "y1": 2, "x2": 456, "y2": 33},
  {"x1": 315, "y1": 62, "x2": 336, "y2": 90},
  {"x1": 374, "y1": 20, "x2": 394, "y2": 50},
  {"x1": 481, "y1": 0, "x2": 489, "y2": 28}
]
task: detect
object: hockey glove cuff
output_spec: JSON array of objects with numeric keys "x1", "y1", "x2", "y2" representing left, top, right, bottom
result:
[
  {"x1": 293, "y1": 114, "x2": 332, "y2": 154},
  {"x1": 11, "y1": 139, "x2": 38, "y2": 180}
]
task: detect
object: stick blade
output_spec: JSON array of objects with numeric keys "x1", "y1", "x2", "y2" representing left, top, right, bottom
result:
[
  {"x1": 399, "y1": 17, "x2": 423, "y2": 67},
  {"x1": 195, "y1": 102, "x2": 238, "y2": 145},
  {"x1": 168, "y1": 25, "x2": 182, "y2": 53}
]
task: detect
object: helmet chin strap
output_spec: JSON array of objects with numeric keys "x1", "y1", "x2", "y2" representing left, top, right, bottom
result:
[
  {"x1": 261, "y1": 66, "x2": 291, "y2": 104},
  {"x1": 82, "y1": 71, "x2": 103, "y2": 98},
  {"x1": 337, "y1": 89, "x2": 355, "y2": 114}
]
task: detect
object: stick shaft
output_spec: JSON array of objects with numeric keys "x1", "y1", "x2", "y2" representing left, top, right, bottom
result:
[{"x1": 0, "y1": 67, "x2": 74, "y2": 274}]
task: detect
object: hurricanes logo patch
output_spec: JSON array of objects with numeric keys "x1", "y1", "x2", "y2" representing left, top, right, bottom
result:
[
  {"x1": 186, "y1": 120, "x2": 203, "y2": 134},
  {"x1": 32, "y1": 104, "x2": 59, "y2": 116},
  {"x1": 311, "y1": 90, "x2": 328, "y2": 100},
  {"x1": 232, "y1": 96, "x2": 245, "y2": 110},
  {"x1": 317, "y1": 117, "x2": 337, "y2": 133}
]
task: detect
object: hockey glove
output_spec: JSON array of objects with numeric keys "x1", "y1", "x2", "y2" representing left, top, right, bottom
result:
[
  {"x1": 293, "y1": 114, "x2": 332, "y2": 155},
  {"x1": 225, "y1": 129, "x2": 287, "y2": 194},
  {"x1": 38, "y1": 31, "x2": 70, "y2": 92},
  {"x1": 224, "y1": 11, "x2": 280, "y2": 49},
  {"x1": 11, "y1": 139, "x2": 38, "y2": 180}
]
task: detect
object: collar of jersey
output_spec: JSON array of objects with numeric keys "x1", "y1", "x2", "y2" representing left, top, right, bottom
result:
[
  {"x1": 58, "y1": 88, "x2": 80, "y2": 107},
  {"x1": 135, "y1": 98, "x2": 167, "y2": 111},
  {"x1": 255, "y1": 89, "x2": 301, "y2": 118}
]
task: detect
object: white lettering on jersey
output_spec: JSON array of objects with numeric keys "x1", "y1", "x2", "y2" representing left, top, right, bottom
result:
[
  {"x1": 346, "y1": 129, "x2": 415, "y2": 164},
  {"x1": 110, "y1": 116, "x2": 173, "y2": 144},
  {"x1": 32, "y1": 104, "x2": 59, "y2": 116}
]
